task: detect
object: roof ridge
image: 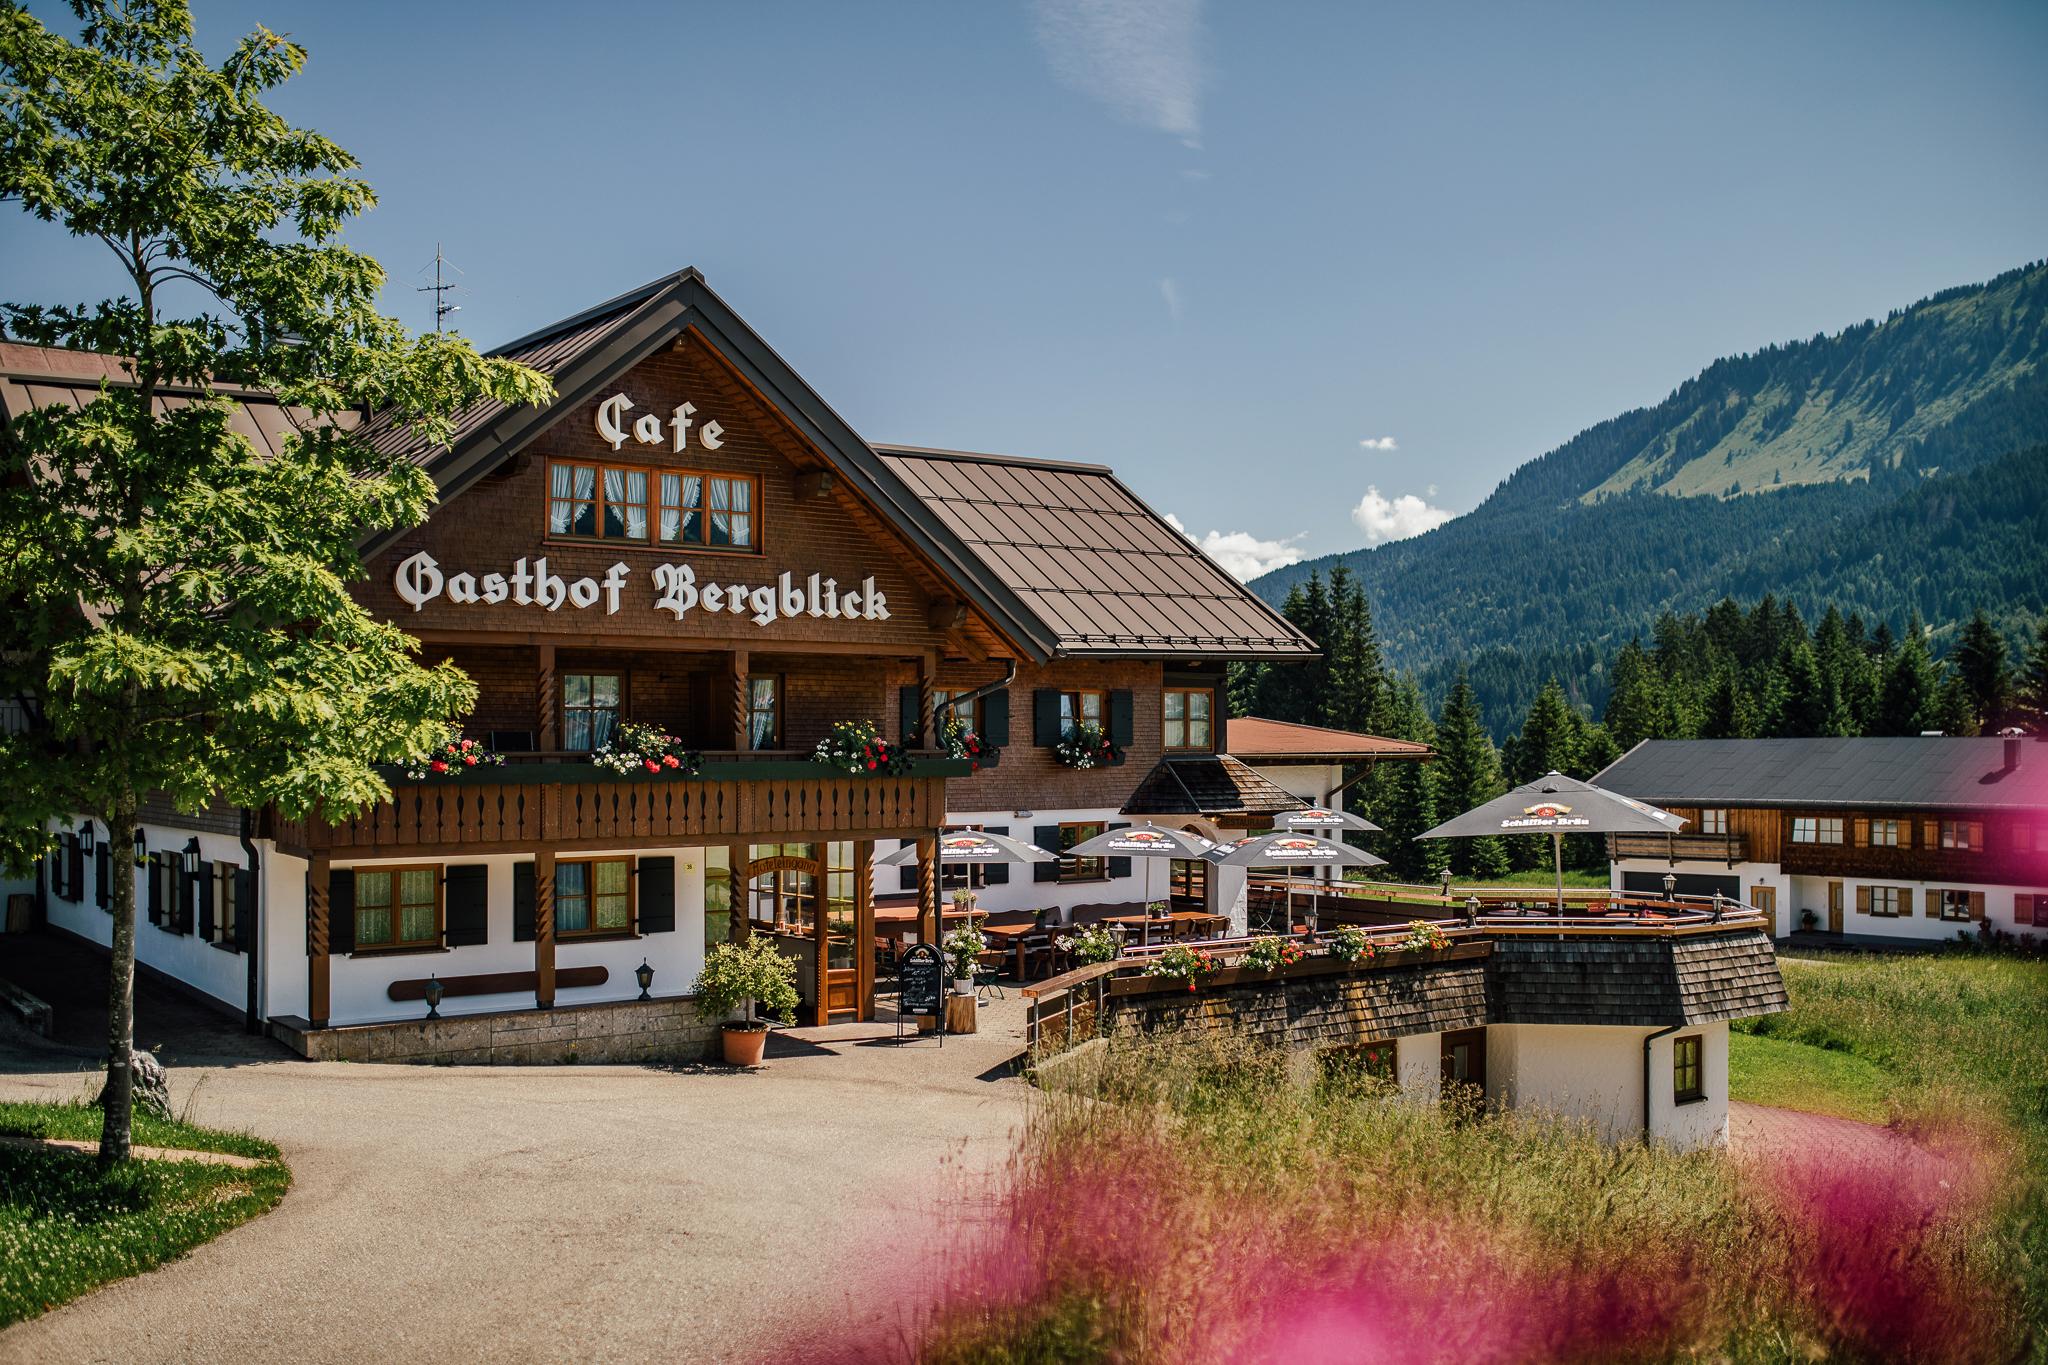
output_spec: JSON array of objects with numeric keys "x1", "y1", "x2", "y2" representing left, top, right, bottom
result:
[
  {"x1": 489, "y1": 267, "x2": 704, "y2": 357},
  {"x1": 874, "y1": 443, "x2": 1114, "y2": 475}
]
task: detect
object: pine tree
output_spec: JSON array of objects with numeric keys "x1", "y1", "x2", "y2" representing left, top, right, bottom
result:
[
  {"x1": 1877, "y1": 621, "x2": 1940, "y2": 735},
  {"x1": 2023, "y1": 615, "x2": 2048, "y2": 731},
  {"x1": 1434, "y1": 674, "x2": 1509, "y2": 877},
  {"x1": 1933, "y1": 670, "x2": 1977, "y2": 737},
  {"x1": 1951, "y1": 610, "x2": 2013, "y2": 731},
  {"x1": 1603, "y1": 640, "x2": 1674, "y2": 751},
  {"x1": 1509, "y1": 680, "x2": 1583, "y2": 784},
  {"x1": 1323, "y1": 566, "x2": 1383, "y2": 733},
  {"x1": 1775, "y1": 641, "x2": 1829, "y2": 737},
  {"x1": 1699, "y1": 664, "x2": 1759, "y2": 739}
]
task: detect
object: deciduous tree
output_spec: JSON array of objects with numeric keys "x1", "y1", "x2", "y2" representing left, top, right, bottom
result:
[{"x1": 0, "y1": 1, "x2": 551, "y2": 1164}]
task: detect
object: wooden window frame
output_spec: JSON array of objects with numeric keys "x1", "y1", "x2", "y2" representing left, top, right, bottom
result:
[
  {"x1": 1057, "y1": 690, "x2": 1106, "y2": 739},
  {"x1": 747, "y1": 674, "x2": 783, "y2": 751},
  {"x1": 1791, "y1": 816, "x2": 1816, "y2": 844},
  {"x1": 1162, "y1": 687, "x2": 1215, "y2": 753},
  {"x1": 546, "y1": 459, "x2": 760, "y2": 553},
  {"x1": 561, "y1": 671, "x2": 624, "y2": 753},
  {"x1": 1057, "y1": 820, "x2": 1109, "y2": 884},
  {"x1": 212, "y1": 860, "x2": 240, "y2": 948},
  {"x1": 932, "y1": 689, "x2": 983, "y2": 737},
  {"x1": 1938, "y1": 820, "x2": 1984, "y2": 852},
  {"x1": 1936, "y1": 888, "x2": 1980, "y2": 923},
  {"x1": 1868, "y1": 819, "x2": 1901, "y2": 848},
  {"x1": 1699, "y1": 808, "x2": 1728, "y2": 836},
  {"x1": 352, "y1": 864, "x2": 444, "y2": 953},
  {"x1": 555, "y1": 856, "x2": 637, "y2": 939},
  {"x1": 1866, "y1": 885, "x2": 1904, "y2": 918},
  {"x1": 1672, "y1": 1034, "x2": 1704, "y2": 1103}
]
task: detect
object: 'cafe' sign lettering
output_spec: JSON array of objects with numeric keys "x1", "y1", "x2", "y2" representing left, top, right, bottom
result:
[{"x1": 393, "y1": 553, "x2": 891, "y2": 628}]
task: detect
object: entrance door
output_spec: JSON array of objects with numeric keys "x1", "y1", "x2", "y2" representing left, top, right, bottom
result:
[
  {"x1": 746, "y1": 842, "x2": 871, "y2": 1026},
  {"x1": 1441, "y1": 1028, "x2": 1486, "y2": 1097},
  {"x1": 1827, "y1": 881, "x2": 1844, "y2": 934},
  {"x1": 1749, "y1": 885, "x2": 1777, "y2": 933}
]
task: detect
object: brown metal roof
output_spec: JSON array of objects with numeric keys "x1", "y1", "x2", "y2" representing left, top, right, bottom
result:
[
  {"x1": 876, "y1": 445, "x2": 1317, "y2": 660},
  {"x1": 1121, "y1": 754, "x2": 1309, "y2": 818},
  {"x1": 1226, "y1": 716, "x2": 1434, "y2": 763}
]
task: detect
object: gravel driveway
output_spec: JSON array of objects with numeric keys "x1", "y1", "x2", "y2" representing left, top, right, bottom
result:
[{"x1": 0, "y1": 977, "x2": 1030, "y2": 1365}]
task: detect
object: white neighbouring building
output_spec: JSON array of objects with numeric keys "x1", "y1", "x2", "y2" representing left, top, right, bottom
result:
[{"x1": 1596, "y1": 735, "x2": 2048, "y2": 945}]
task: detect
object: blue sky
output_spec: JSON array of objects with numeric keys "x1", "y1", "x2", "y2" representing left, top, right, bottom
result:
[{"x1": 7, "y1": 1, "x2": 2046, "y2": 578}]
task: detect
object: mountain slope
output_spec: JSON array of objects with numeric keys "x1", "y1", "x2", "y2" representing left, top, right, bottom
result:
[{"x1": 1254, "y1": 260, "x2": 2048, "y2": 727}]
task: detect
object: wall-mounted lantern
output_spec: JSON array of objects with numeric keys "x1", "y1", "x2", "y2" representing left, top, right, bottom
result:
[
  {"x1": 181, "y1": 837, "x2": 202, "y2": 876},
  {"x1": 635, "y1": 959, "x2": 655, "y2": 1001},
  {"x1": 133, "y1": 827, "x2": 148, "y2": 868},
  {"x1": 78, "y1": 821, "x2": 95, "y2": 855},
  {"x1": 423, "y1": 975, "x2": 444, "y2": 1019}
]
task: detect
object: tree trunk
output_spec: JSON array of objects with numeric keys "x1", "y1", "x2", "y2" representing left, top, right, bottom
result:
[{"x1": 99, "y1": 793, "x2": 139, "y2": 1167}]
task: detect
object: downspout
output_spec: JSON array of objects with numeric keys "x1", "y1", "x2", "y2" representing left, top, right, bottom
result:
[
  {"x1": 239, "y1": 808, "x2": 262, "y2": 1035},
  {"x1": 1642, "y1": 1022, "x2": 1681, "y2": 1142},
  {"x1": 935, "y1": 658, "x2": 1018, "y2": 723}
]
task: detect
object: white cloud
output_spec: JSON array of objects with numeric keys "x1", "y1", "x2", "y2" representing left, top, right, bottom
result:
[
  {"x1": 1165, "y1": 512, "x2": 1305, "y2": 581},
  {"x1": 1349, "y1": 486, "x2": 1454, "y2": 544},
  {"x1": 1159, "y1": 276, "x2": 1184, "y2": 322},
  {"x1": 1031, "y1": 0, "x2": 1205, "y2": 141},
  {"x1": 1358, "y1": 436, "x2": 1398, "y2": 451}
]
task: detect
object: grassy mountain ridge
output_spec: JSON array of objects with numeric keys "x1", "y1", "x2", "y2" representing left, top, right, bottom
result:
[{"x1": 1254, "y1": 260, "x2": 2048, "y2": 730}]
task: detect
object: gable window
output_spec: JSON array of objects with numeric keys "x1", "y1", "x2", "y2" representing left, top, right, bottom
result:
[
  {"x1": 563, "y1": 673, "x2": 621, "y2": 752},
  {"x1": 1673, "y1": 1035, "x2": 1704, "y2": 1103},
  {"x1": 550, "y1": 461, "x2": 757, "y2": 550},
  {"x1": 933, "y1": 688, "x2": 983, "y2": 737},
  {"x1": 1059, "y1": 690, "x2": 1105, "y2": 738},
  {"x1": 354, "y1": 867, "x2": 441, "y2": 951},
  {"x1": 1163, "y1": 689, "x2": 1213, "y2": 751},
  {"x1": 1938, "y1": 820, "x2": 1984, "y2": 852},
  {"x1": 1792, "y1": 815, "x2": 1843, "y2": 844},
  {"x1": 557, "y1": 857, "x2": 633, "y2": 936},
  {"x1": 1699, "y1": 808, "x2": 1728, "y2": 836},
  {"x1": 1058, "y1": 821, "x2": 1108, "y2": 883},
  {"x1": 748, "y1": 675, "x2": 782, "y2": 750}
]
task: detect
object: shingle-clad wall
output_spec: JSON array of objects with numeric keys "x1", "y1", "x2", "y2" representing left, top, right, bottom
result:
[
  {"x1": 1107, "y1": 959, "x2": 1490, "y2": 1048},
  {"x1": 1485, "y1": 930, "x2": 1786, "y2": 1027}
]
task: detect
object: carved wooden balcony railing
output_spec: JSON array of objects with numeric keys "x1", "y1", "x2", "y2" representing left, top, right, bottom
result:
[
  {"x1": 1607, "y1": 832, "x2": 1749, "y2": 864},
  {"x1": 264, "y1": 756, "x2": 970, "y2": 858}
]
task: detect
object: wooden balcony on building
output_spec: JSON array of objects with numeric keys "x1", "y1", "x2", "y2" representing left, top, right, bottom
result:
[
  {"x1": 1607, "y1": 832, "x2": 1749, "y2": 864},
  {"x1": 265, "y1": 752, "x2": 969, "y2": 858}
]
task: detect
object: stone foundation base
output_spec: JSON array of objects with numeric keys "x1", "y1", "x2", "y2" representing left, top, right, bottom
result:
[{"x1": 269, "y1": 995, "x2": 716, "y2": 1065}]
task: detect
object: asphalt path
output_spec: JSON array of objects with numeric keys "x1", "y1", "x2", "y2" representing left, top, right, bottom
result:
[{"x1": 0, "y1": 973, "x2": 1030, "y2": 1365}]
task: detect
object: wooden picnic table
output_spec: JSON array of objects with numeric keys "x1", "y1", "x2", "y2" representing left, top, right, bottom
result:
[
  {"x1": 873, "y1": 904, "x2": 985, "y2": 956},
  {"x1": 1102, "y1": 909, "x2": 1229, "y2": 947}
]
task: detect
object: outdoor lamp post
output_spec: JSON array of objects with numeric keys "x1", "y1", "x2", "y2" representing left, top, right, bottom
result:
[
  {"x1": 635, "y1": 959, "x2": 654, "y2": 1001},
  {"x1": 1465, "y1": 894, "x2": 1481, "y2": 927},
  {"x1": 1662, "y1": 872, "x2": 1677, "y2": 903},
  {"x1": 132, "y1": 827, "x2": 147, "y2": 868},
  {"x1": 1440, "y1": 867, "x2": 1454, "y2": 902},
  {"x1": 422, "y1": 974, "x2": 444, "y2": 1019},
  {"x1": 181, "y1": 837, "x2": 201, "y2": 876},
  {"x1": 78, "y1": 821, "x2": 95, "y2": 855}
]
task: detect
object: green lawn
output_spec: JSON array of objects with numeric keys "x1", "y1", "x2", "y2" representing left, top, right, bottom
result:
[
  {"x1": 1728, "y1": 1031, "x2": 1893, "y2": 1123},
  {"x1": 0, "y1": 1100, "x2": 289, "y2": 1327}
]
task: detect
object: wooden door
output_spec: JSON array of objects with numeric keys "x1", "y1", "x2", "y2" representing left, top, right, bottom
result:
[
  {"x1": 1827, "y1": 881, "x2": 1844, "y2": 934},
  {"x1": 1749, "y1": 885, "x2": 1776, "y2": 933},
  {"x1": 1441, "y1": 1028, "x2": 1486, "y2": 1097}
]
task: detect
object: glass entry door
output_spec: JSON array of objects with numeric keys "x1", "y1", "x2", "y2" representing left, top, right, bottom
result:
[{"x1": 747, "y1": 842, "x2": 869, "y2": 1025}]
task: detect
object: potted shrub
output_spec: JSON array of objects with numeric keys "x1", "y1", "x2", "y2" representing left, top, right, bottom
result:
[
  {"x1": 693, "y1": 935, "x2": 801, "y2": 1067},
  {"x1": 1800, "y1": 908, "x2": 1819, "y2": 930},
  {"x1": 1056, "y1": 924, "x2": 1121, "y2": 965},
  {"x1": 943, "y1": 923, "x2": 988, "y2": 994},
  {"x1": 1240, "y1": 936, "x2": 1307, "y2": 972}
]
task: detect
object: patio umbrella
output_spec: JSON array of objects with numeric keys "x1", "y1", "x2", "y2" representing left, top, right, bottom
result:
[
  {"x1": 1203, "y1": 831, "x2": 1386, "y2": 933},
  {"x1": 1416, "y1": 770, "x2": 1686, "y2": 915},
  {"x1": 1277, "y1": 805, "x2": 1382, "y2": 834},
  {"x1": 1060, "y1": 823, "x2": 1216, "y2": 914},
  {"x1": 877, "y1": 830, "x2": 1059, "y2": 939}
]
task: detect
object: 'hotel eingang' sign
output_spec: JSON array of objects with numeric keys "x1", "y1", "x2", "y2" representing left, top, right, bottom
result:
[{"x1": 392, "y1": 552, "x2": 892, "y2": 628}]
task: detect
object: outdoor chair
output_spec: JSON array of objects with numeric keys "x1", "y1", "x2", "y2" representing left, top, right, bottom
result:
[
  {"x1": 1017, "y1": 931, "x2": 1056, "y2": 979},
  {"x1": 974, "y1": 950, "x2": 1007, "y2": 1002}
]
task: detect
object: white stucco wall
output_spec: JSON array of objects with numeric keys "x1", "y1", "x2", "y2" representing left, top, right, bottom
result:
[
  {"x1": 316, "y1": 846, "x2": 708, "y2": 1026},
  {"x1": 1615, "y1": 855, "x2": 2048, "y2": 944},
  {"x1": 1487, "y1": 1021, "x2": 1728, "y2": 1151},
  {"x1": 1395, "y1": 1031, "x2": 1442, "y2": 1102},
  {"x1": 39, "y1": 818, "x2": 255, "y2": 1015}
]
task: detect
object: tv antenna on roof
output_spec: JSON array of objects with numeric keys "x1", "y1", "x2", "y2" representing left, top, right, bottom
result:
[{"x1": 416, "y1": 244, "x2": 463, "y2": 333}]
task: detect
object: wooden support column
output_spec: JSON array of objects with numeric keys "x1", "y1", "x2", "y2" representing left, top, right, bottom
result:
[
  {"x1": 536, "y1": 640, "x2": 558, "y2": 751},
  {"x1": 855, "y1": 839, "x2": 875, "y2": 1021},
  {"x1": 916, "y1": 833, "x2": 939, "y2": 945},
  {"x1": 731, "y1": 649, "x2": 750, "y2": 750},
  {"x1": 534, "y1": 849, "x2": 556, "y2": 1009},
  {"x1": 728, "y1": 842, "x2": 749, "y2": 942},
  {"x1": 307, "y1": 857, "x2": 331, "y2": 1029},
  {"x1": 917, "y1": 651, "x2": 937, "y2": 750}
]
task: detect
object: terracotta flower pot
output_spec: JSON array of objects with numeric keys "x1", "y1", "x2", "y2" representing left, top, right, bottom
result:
[{"x1": 721, "y1": 1022, "x2": 769, "y2": 1067}]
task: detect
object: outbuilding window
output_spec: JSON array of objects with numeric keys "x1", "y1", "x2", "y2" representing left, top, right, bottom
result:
[
  {"x1": 1673, "y1": 1035, "x2": 1704, "y2": 1103},
  {"x1": 1791, "y1": 816, "x2": 1842, "y2": 844},
  {"x1": 1699, "y1": 808, "x2": 1728, "y2": 836}
]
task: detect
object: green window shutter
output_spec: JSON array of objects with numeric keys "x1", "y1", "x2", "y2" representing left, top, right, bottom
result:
[
  {"x1": 638, "y1": 856, "x2": 676, "y2": 933},
  {"x1": 146, "y1": 853, "x2": 163, "y2": 925},
  {"x1": 233, "y1": 868, "x2": 256, "y2": 952},
  {"x1": 984, "y1": 827, "x2": 1010, "y2": 885},
  {"x1": 1105, "y1": 821, "x2": 1133, "y2": 879},
  {"x1": 170, "y1": 862, "x2": 191, "y2": 934},
  {"x1": 444, "y1": 864, "x2": 490, "y2": 947},
  {"x1": 1034, "y1": 825, "x2": 1062, "y2": 883},
  {"x1": 1108, "y1": 691, "x2": 1135, "y2": 748},
  {"x1": 94, "y1": 844, "x2": 110, "y2": 910},
  {"x1": 899, "y1": 687, "x2": 923, "y2": 747},
  {"x1": 512, "y1": 862, "x2": 535, "y2": 942},
  {"x1": 983, "y1": 689, "x2": 1010, "y2": 746},
  {"x1": 196, "y1": 861, "x2": 216, "y2": 940},
  {"x1": 1033, "y1": 690, "x2": 1061, "y2": 746},
  {"x1": 328, "y1": 870, "x2": 355, "y2": 956}
]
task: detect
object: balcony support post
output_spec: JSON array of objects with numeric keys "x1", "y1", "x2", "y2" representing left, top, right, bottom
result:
[
  {"x1": 916, "y1": 833, "x2": 939, "y2": 945},
  {"x1": 731, "y1": 649, "x2": 750, "y2": 750},
  {"x1": 534, "y1": 848, "x2": 556, "y2": 1009},
  {"x1": 918, "y1": 651, "x2": 936, "y2": 751},
  {"x1": 536, "y1": 641, "x2": 557, "y2": 752},
  {"x1": 728, "y1": 841, "x2": 749, "y2": 942},
  {"x1": 308, "y1": 856, "x2": 331, "y2": 1029}
]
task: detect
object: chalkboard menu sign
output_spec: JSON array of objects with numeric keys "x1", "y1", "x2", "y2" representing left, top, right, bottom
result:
[{"x1": 900, "y1": 942, "x2": 945, "y2": 1019}]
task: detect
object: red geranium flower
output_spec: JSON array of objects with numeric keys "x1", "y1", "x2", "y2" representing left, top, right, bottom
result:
[
  {"x1": 644, "y1": 759, "x2": 661, "y2": 773},
  {"x1": 663, "y1": 754, "x2": 680, "y2": 768},
  {"x1": 865, "y1": 759, "x2": 876, "y2": 770},
  {"x1": 429, "y1": 759, "x2": 448, "y2": 772},
  {"x1": 463, "y1": 755, "x2": 478, "y2": 766}
]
